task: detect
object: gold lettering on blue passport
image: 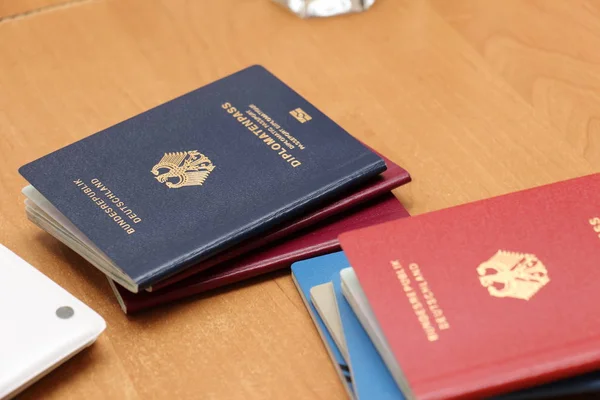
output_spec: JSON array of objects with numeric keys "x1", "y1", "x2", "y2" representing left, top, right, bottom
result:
[
  {"x1": 74, "y1": 178, "x2": 142, "y2": 235},
  {"x1": 223, "y1": 102, "x2": 304, "y2": 168}
]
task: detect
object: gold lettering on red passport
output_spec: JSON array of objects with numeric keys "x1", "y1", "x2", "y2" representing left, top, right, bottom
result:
[{"x1": 390, "y1": 260, "x2": 450, "y2": 342}]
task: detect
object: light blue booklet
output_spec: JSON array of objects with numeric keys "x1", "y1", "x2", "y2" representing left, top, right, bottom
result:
[
  {"x1": 291, "y1": 252, "x2": 354, "y2": 398},
  {"x1": 333, "y1": 267, "x2": 405, "y2": 400}
]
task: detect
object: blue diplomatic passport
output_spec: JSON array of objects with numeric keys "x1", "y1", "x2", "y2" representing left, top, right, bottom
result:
[{"x1": 19, "y1": 65, "x2": 385, "y2": 292}]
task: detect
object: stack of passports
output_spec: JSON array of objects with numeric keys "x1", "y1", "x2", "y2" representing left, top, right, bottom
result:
[
  {"x1": 18, "y1": 65, "x2": 410, "y2": 312},
  {"x1": 292, "y1": 174, "x2": 600, "y2": 399}
]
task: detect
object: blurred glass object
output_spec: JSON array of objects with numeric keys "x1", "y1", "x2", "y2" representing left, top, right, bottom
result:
[{"x1": 273, "y1": 0, "x2": 376, "y2": 18}]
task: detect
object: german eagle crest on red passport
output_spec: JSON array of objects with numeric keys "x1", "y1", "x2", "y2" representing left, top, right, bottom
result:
[{"x1": 477, "y1": 250, "x2": 550, "y2": 301}]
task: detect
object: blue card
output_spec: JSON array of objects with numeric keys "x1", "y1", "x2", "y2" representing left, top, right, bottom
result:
[
  {"x1": 333, "y1": 268, "x2": 405, "y2": 400},
  {"x1": 291, "y1": 252, "x2": 354, "y2": 398}
]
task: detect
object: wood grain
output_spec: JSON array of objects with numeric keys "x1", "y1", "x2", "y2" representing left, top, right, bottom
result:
[
  {"x1": 0, "y1": 0, "x2": 74, "y2": 20},
  {"x1": 431, "y1": 0, "x2": 600, "y2": 169},
  {"x1": 0, "y1": 0, "x2": 597, "y2": 398}
]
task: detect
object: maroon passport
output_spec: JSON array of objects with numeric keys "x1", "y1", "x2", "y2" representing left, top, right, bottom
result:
[
  {"x1": 147, "y1": 156, "x2": 410, "y2": 290},
  {"x1": 111, "y1": 193, "x2": 409, "y2": 313}
]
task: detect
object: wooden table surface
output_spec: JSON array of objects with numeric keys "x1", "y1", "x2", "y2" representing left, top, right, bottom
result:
[{"x1": 1, "y1": 0, "x2": 599, "y2": 399}]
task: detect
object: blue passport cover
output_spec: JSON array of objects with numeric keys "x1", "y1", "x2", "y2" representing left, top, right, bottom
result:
[
  {"x1": 291, "y1": 252, "x2": 354, "y2": 397},
  {"x1": 333, "y1": 267, "x2": 405, "y2": 400},
  {"x1": 19, "y1": 65, "x2": 385, "y2": 290}
]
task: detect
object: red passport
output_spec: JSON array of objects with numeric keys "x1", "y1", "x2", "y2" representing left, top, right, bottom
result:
[
  {"x1": 112, "y1": 193, "x2": 409, "y2": 313},
  {"x1": 339, "y1": 173, "x2": 600, "y2": 400},
  {"x1": 148, "y1": 155, "x2": 410, "y2": 290}
]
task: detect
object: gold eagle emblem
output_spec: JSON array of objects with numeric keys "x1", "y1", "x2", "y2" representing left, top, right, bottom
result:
[
  {"x1": 151, "y1": 150, "x2": 215, "y2": 189},
  {"x1": 477, "y1": 250, "x2": 549, "y2": 300}
]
